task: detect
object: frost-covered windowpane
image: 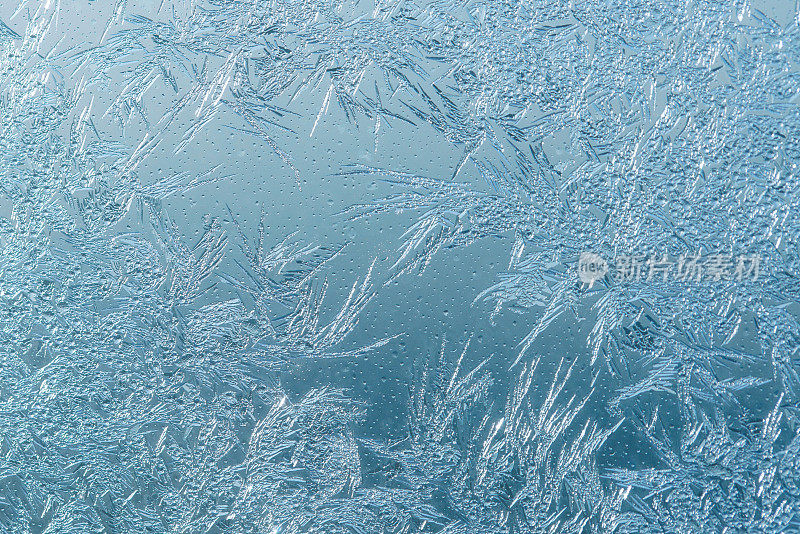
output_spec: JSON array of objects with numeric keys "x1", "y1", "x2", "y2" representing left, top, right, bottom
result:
[{"x1": 0, "y1": 0, "x2": 798, "y2": 532}]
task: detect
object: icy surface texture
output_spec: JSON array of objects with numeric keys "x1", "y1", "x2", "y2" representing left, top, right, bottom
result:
[{"x1": 0, "y1": 0, "x2": 799, "y2": 532}]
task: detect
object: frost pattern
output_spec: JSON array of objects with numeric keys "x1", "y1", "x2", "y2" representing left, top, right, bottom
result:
[{"x1": 0, "y1": 0, "x2": 799, "y2": 532}]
